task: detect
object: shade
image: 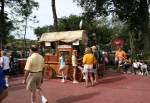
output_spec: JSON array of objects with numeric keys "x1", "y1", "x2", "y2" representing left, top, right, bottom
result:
[{"x1": 39, "y1": 30, "x2": 88, "y2": 45}]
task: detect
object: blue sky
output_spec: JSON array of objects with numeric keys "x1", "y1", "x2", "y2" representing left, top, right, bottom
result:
[{"x1": 25, "y1": 0, "x2": 83, "y2": 40}]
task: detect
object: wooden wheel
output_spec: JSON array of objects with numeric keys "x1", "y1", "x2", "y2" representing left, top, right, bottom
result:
[
  {"x1": 44, "y1": 64, "x2": 56, "y2": 79},
  {"x1": 68, "y1": 67, "x2": 83, "y2": 81}
]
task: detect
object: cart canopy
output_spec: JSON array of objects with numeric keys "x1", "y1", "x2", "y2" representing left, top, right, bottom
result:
[{"x1": 39, "y1": 30, "x2": 88, "y2": 45}]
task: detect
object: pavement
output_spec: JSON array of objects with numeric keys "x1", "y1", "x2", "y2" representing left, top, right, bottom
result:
[{"x1": 3, "y1": 70, "x2": 150, "y2": 103}]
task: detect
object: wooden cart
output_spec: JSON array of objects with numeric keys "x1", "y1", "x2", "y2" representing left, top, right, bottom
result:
[{"x1": 40, "y1": 30, "x2": 88, "y2": 81}]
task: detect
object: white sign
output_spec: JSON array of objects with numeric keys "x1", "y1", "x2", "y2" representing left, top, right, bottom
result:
[
  {"x1": 58, "y1": 45, "x2": 72, "y2": 48},
  {"x1": 73, "y1": 40, "x2": 79, "y2": 45},
  {"x1": 45, "y1": 42, "x2": 51, "y2": 46}
]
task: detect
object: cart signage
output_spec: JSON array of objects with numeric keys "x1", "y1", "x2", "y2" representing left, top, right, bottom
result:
[
  {"x1": 45, "y1": 42, "x2": 51, "y2": 46},
  {"x1": 58, "y1": 45, "x2": 72, "y2": 48},
  {"x1": 73, "y1": 40, "x2": 79, "y2": 45}
]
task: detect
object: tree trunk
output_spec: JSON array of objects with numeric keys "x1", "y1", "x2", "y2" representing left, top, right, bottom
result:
[
  {"x1": 51, "y1": 0, "x2": 58, "y2": 31},
  {"x1": 0, "y1": 0, "x2": 5, "y2": 49},
  {"x1": 140, "y1": 0, "x2": 150, "y2": 50}
]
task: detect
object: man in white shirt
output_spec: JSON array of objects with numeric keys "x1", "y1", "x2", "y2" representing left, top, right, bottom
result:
[
  {"x1": 23, "y1": 45, "x2": 48, "y2": 103},
  {"x1": 140, "y1": 61, "x2": 149, "y2": 76},
  {"x1": 132, "y1": 60, "x2": 142, "y2": 75},
  {"x1": 0, "y1": 51, "x2": 10, "y2": 87}
]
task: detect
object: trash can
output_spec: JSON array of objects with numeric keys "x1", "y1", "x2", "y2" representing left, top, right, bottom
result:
[{"x1": 18, "y1": 58, "x2": 27, "y2": 74}]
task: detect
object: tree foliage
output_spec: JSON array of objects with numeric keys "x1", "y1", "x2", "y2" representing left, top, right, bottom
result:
[
  {"x1": 34, "y1": 26, "x2": 50, "y2": 39},
  {"x1": 34, "y1": 15, "x2": 118, "y2": 47},
  {"x1": 34, "y1": 15, "x2": 82, "y2": 38},
  {"x1": 0, "y1": 0, "x2": 38, "y2": 48},
  {"x1": 74, "y1": 0, "x2": 150, "y2": 50}
]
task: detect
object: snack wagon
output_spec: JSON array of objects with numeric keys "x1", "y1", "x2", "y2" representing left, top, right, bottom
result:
[{"x1": 39, "y1": 30, "x2": 88, "y2": 81}]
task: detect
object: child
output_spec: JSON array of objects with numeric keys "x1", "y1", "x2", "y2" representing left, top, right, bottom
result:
[
  {"x1": 58, "y1": 52, "x2": 66, "y2": 83},
  {"x1": 72, "y1": 50, "x2": 79, "y2": 83},
  {"x1": 123, "y1": 58, "x2": 131, "y2": 73},
  {"x1": 91, "y1": 46, "x2": 98, "y2": 83}
]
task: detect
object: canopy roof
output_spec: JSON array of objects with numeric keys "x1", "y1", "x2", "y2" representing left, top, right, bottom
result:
[{"x1": 39, "y1": 30, "x2": 88, "y2": 45}]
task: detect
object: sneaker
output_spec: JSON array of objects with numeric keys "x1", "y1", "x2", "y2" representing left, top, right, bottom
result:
[
  {"x1": 61, "y1": 79, "x2": 65, "y2": 83},
  {"x1": 73, "y1": 80, "x2": 79, "y2": 84},
  {"x1": 141, "y1": 73, "x2": 143, "y2": 76},
  {"x1": 41, "y1": 96, "x2": 48, "y2": 103},
  {"x1": 83, "y1": 76, "x2": 86, "y2": 79},
  {"x1": 94, "y1": 80, "x2": 97, "y2": 83},
  {"x1": 138, "y1": 72, "x2": 142, "y2": 75},
  {"x1": 6, "y1": 84, "x2": 9, "y2": 87}
]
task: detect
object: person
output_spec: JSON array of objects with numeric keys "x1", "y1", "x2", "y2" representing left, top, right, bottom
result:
[
  {"x1": 122, "y1": 57, "x2": 131, "y2": 73},
  {"x1": 132, "y1": 59, "x2": 142, "y2": 75},
  {"x1": 72, "y1": 50, "x2": 79, "y2": 83},
  {"x1": 91, "y1": 46, "x2": 99, "y2": 83},
  {"x1": 0, "y1": 50, "x2": 8, "y2": 103},
  {"x1": 23, "y1": 45, "x2": 48, "y2": 103},
  {"x1": 58, "y1": 52, "x2": 66, "y2": 83},
  {"x1": 83, "y1": 47, "x2": 96, "y2": 87},
  {"x1": 115, "y1": 47, "x2": 126, "y2": 72},
  {"x1": 0, "y1": 51, "x2": 10, "y2": 87},
  {"x1": 102, "y1": 50, "x2": 109, "y2": 65},
  {"x1": 140, "y1": 61, "x2": 149, "y2": 76},
  {"x1": 9, "y1": 51, "x2": 18, "y2": 76}
]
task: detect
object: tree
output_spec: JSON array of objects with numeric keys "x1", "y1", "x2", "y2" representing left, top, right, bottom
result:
[
  {"x1": 57, "y1": 15, "x2": 82, "y2": 31},
  {"x1": 0, "y1": 0, "x2": 14, "y2": 49},
  {"x1": 51, "y1": 0, "x2": 58, "y2": 31},
  {"x1": 34, "y1": 26, "x2": 50, "y2": 40},
  {"x1": 34, "y1": 15, "x2": 115, "y2": 47},
  {"x1": 17, "y1": 0, "x2": 39, "y2": 56},
  {"x1": 74, "y1": 0, "x2": 150, "y2": 50},
  {"x1": 0, "y1": 0, "x2": 39, "y2": 49}
]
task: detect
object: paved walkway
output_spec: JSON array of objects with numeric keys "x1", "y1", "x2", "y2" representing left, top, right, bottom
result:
[{"x1": 3, "y1": 70, "x2": 150, "y2": 103}]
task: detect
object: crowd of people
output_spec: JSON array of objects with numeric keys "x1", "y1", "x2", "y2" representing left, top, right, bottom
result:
[
  {"x1": 0, "y1": 45, "x2": 149, "y2": 103},
  {"x1": 58, "y1": 45, "x2": 107, "y2": 87},
  {"x1": 115, "y1": 47, "x2": 149, "y2": 76}
]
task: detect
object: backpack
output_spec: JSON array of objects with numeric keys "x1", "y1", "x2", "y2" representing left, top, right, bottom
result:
[{"x1": 93, "y1": 50, "x2": 103, "y2": 63}]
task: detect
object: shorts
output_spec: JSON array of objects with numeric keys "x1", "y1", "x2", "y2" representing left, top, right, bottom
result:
[
  {"x1": 118, "y1": 60, "x2": 123, "y2": 65},
  {"x1": 115, "y1": 57, "x2": 118, "y2": 62},
  {"x1": 77, "y1": 66, "x2": 84, "y2": 71},
  {"x1": 26, "y1": 72, "x2": 42, "y2": 91},
  {"x1": 59, "y1": 65, "x2": 65, "y2": 70},
  {"x1": 3, "y1": 69, "x2": 10, "y2": 76},
  {"x1": 72, "y1": 66, "x2": 77, "y2": 70},
  {"x1": 115, "y1": 58, "x2": 123, "y2": 63},
  {"x1": 83, "y1": 64, "x2": 93, "y2": 74},
  {"x1": 93, "y1": 68, "x2": 97, "y2": 74}
]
